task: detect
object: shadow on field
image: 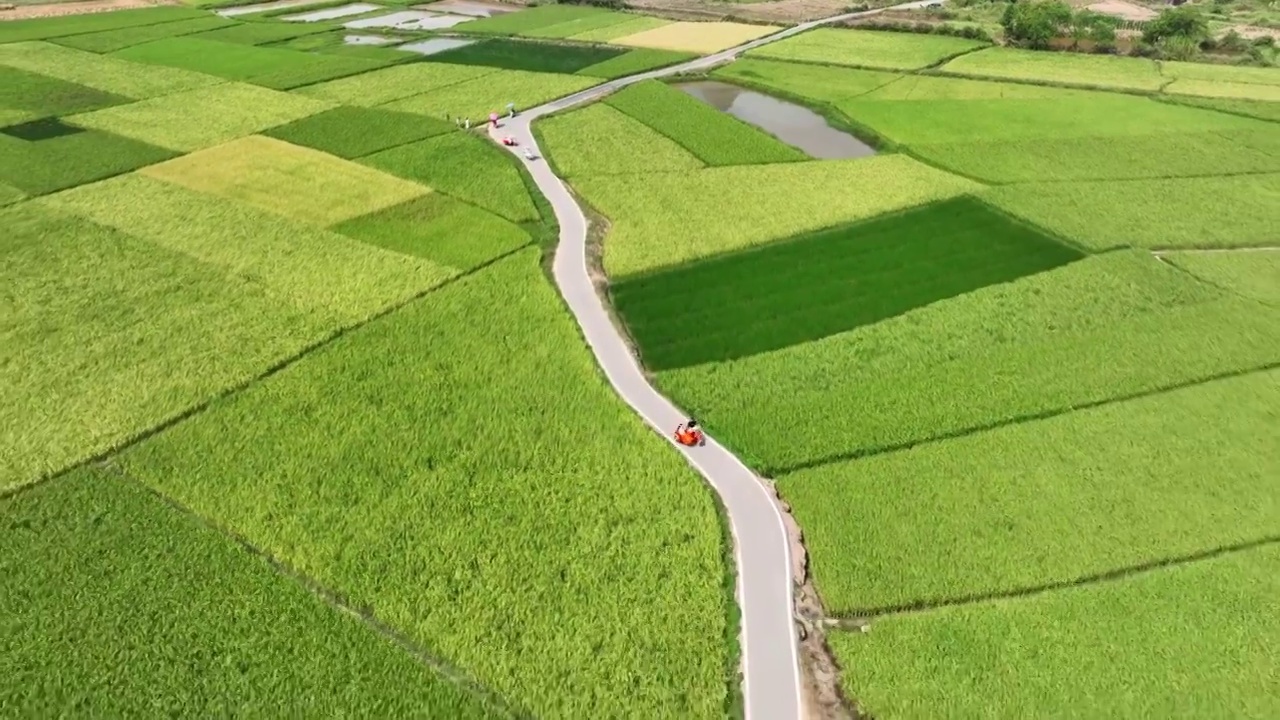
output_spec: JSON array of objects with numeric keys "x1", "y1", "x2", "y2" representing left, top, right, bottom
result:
[{"x1": 610, "y1": 196, "x2": 1084, "y2": 371}]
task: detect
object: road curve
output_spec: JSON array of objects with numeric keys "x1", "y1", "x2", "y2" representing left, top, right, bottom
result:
[{"x1": 490, "y1": 5, "x2": 932, "y2": 717}]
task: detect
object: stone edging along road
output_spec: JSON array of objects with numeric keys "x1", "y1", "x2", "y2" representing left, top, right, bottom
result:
[{"x1": 490, "y1": 5, "x2": 933, "y2": 717}]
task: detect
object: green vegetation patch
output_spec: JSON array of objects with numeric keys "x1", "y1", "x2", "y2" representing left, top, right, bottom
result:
[
  {"x1": 67, "y1": 81, "x2": 333, "y2": 152},
  {"x1": 458, "y1": 4, "x2": 615, "y2": 36},
  {"x1": 361, "y1": 131, "x2": 540, "y2": 223},
  {"x1": 832, "y1": 544, "x2": 1280, "y2": 719},
  {"x1": 140, "y1": 135, "x2": 430, "y2": 226},
  {"x1": 1165, "y1": 78, "x2": 1280, "y2": 102},
  {"x1": 713, "y1": 59, "x2": 901, "y2": 106},
  {"x1": 603, "y1": 80, "x2": 806, "y2": 166},
  {"x1": 838, "y1": 93, "x2": 1259, "y2": 145},
  {"x1": 567, "y1": 15, "x2": 669, "y2": 43},
  {"x1": 46, "y1": 173, "x2": 453, "y2": 324},
  {"x1": 575, "y1": 48, "x2": 694, "y2": 80},
  {"x1": 571, "y1": 155, "x2": 980, "y2": 277},
  {"x1": 749, "y1": 27, "x2": 987, "y2": 71},
  {"x1": 296, "y1": 61, "x2": 498, "y2": 107},
  {"x1": 537, "y1": 102, "x2": 704, "y2": 178},
  {"x1": 985, "y1": 174, "x2": 1280, "y2": 251},
  {"x1": 0, "y1": 6, "x2": 207, "y2": 44},
  {"x1": 2, "y1": 468, "x2": 496, "y2": 717},
  {"x1": 0, "y1": 41, "x2": 223, "y2": 99},
  {"x1": 781, "y1": 368, "x2": 1280, "y2": 612},
  {"x1": 941, "y1": 46, "x2": 1165, "y2": 91},
  {"x1": 428, "y1": 37, "x2": 625, "y2": 74},
  {"x1": 523, "y1": 10, "x2": 638, "y2": 39},
  {"x1": 263, "y1": 105, "x2": 454, "y2": 158},
  {"x1": 335, "y1": 193, "x2": 532, "y2": 271},
  {"x1": 1160, "y1": 95, "x2": 1280, "y2": 123},
  {"x1": 112, "y1": 36, "x2": 392, "y2": 91},
  {"x1": 0, "y1": 66, "x2": 130, "y2": 120},
  {"x1": 1, "y1": 200, "x2": 326, "y2": 488},
  {"x1": 911, "y1": 130, "x2": 1280, "y2": 183},
  {"x1": 190, "y1": 19, "x2": 338, "y2": 45},
  {"x1": 50, "y1": 15, "x2": 234, "y2": 53},
  {"x1": 860, "y1": 72, "x2": 1103, "y2": 100},
  {"x1": 614, "y1": 197, "x2": 1082, "y2": 370},
  {"x1": 1161, "y1": 60, "x2": 1280, "y2": 87},
  {"x1": 382, "y1": 68, "x2": 598, "y2": 123},
  {"x1": 118, "y1": 249, "x2": 731, "y2": 719},
  {"x1": 656, "y1": 251, "x2": 1280, "y2": 473},
  {"x1": 0, "y1": 128, "x2": 175, "y2": 196},
  {"x1": 0, "y1": 182, "x2": 22, "y2": 207},
  {"x1": 1165, "y1": 250, "x2": 1280, "y2": 306}
]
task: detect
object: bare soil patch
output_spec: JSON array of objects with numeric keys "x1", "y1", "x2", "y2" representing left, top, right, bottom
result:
[
  {"x1": 1084, "y1": 0, "x2": 1156, "y2": 21},
  {"x1": 0, "y1": 0, "x2": 169, "y2": 20},
  {"x1": 627, "y1": 0, "x2": 871, "y2": 25},
  {"x1": 1224, "y1": 24, "x2": 1278, "y2": 40}
]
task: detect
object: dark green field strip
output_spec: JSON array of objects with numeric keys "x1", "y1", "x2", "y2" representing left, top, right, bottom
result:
[
  {"x1": 614, "y1": 197, "x2": 1082, "y2": 371},
  {"x1": 456, "y1": 4, "x2": 611, "y2": 36},
  {"x1": 360, "y1": 132, "x2": 540, "y2": 223},
  {"x1": 1158, "y1": 95, "x2": 1280, "y2": 123},
  {"x1": 0, "y1": 467, "x2": 499, "y2": 717},
  {"x1": 831, "y1": 543, "x2": 1280, "y2": 719},
  {"x1": 429, "y1": 38, "x2": 625, "y2": 75},
  {"x1": 604, "y1": 80, "x2": 808, "y2": 167},
  {"x1": 50, "y1": 15, "x2": 235, "y2": 53},
  {"x1": 0, "y1": 129, "x2": 176, "y2": 196},
  {"x1": 111, "y1": 36, "x2": 395, "y2": 91},
  {"x1": 264, "y1": 106, "x2": 453, "y2": 159},
  {"x1": 780, "y1": 367, "x2": 1280, "y2": 615},
  {"x1": 0, "y1": 6, "x2": 208, "y2": 44},
  {"x1": 0, "y1": 66, "x2": 131, "y2": 119},
  {"x1": 576, "y1": 48, "x2": 696, "y2": 80},
  {"x1": 190, "y1": 19, "x2": 339, "y2": 46},
  {"x1": 335, "y1": 193, "x2": 533, "y2": 272}
]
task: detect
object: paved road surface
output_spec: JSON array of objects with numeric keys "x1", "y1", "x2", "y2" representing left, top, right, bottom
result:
[{"x1": 490, "y1": 5, "x2": 932, "y2": 717}]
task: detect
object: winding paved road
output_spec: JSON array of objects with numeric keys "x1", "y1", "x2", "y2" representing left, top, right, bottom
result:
[{"x1": 490, "y1": 5, "x2": 932, "y2": 717}]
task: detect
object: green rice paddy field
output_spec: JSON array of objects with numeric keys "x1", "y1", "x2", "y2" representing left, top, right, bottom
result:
[
  {"x1": 537, "y1": 25, "x2": 1280, "y2": 720},
  {"x1": 4, "y1": 5, "x2": 1279, "y2": 718}
]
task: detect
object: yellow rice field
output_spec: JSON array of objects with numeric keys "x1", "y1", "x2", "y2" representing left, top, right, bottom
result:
[{"x1": 613, "y1": 21, "x2": 780, "y2": 54}]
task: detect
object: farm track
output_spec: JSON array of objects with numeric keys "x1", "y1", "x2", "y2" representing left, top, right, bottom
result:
[{"x1": 487, "y1": 3, "x2": 936, "y2": 718}]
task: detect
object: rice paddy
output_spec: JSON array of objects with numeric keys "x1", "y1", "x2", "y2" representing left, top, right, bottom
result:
[{"x1": 749, "y1": 28, "x2": 988, "y2": 71}]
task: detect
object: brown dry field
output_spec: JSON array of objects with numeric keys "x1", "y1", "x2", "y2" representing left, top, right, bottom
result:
[{"x1": 0, "y1": 0, "x2": 173, "y2": 20}]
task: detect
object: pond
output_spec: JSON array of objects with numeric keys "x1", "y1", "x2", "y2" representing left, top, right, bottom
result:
[{"x1": 674, "y1": 80, "x2": 876, "y2": 160}]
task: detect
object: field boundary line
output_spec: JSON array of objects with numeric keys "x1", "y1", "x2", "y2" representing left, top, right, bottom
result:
[
  {"x1": 1152, "y1": 245, "x2": 1280, "y2": 255},
  {"x1": 832, "y1": 534, "x2": 1280, "y2": 622},
  {"x1": 770, "y1": 360, "x2": 1280, "y2": 477},
  {"x1": 0, "y1": 242, "x2": 533, "y2": 504},
  {"x1": 97, "y1": 462, "x2": 532, "y2": 720}
]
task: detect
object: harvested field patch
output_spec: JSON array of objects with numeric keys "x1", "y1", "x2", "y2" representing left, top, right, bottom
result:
[
  {"x1": 613, "y1": 197, "x2": 1082, "y2": 370},
  {"x1": 140, "y1": 135, "x2": 429, "y2": 226},
  {"x1": 0, "y1": 128, "x2": 174, "y2": 196},
  {"x1": 713, "y1": 58, "x2": 901, "y2": 105},
  {"x1": 112, "y1": 36, "x2": 392, "y2": 91},
  {"x1": 838, "y1": 93, "x2": 1257, "y2": 145},
  {"x1": 295, "y1": 60, "x2": 497, "y2": 107},
  {"x1": 361, "y1": 132, "x2": 539, "y2": 222},
  {"x1": 67, "y1": 82, "x2": 333, "y2": 151},
  {"x1": 1163, "y1": 78, "x2": 1280, "y2": 102},
  {"x1": 749, "y1": 28, "x2": 987, "y2": 71},
  {"x1": 567, "y1": 14, "x2": 669, "y2": 43},
  {"x1": 1, "y1": 468, "x2": 495, "y2": 718},
  {"x1": 1164, "y1": 250, "x2": 1280, "y2": 305},
  {"x1": 335, "y1": 193, "x2": 532, "y2": 271},
  {"x1": 831, "y1": 544, "x2": 1280, "y2": 719},
  {"x1": 613, "y1": 21, "x2": 780, "y2": 54},
  {"x1": 1159, "y1": 95, "x2": 1280, "y2": 123},
  {"x1": 573, "y1": 155, "x2": 980, "y2": 277},
  {"x1": 50, "y1": 16, "x2": 234, "y2": 53},
  {"x1": 382, "y1": 68, "x2": 597, "y2": 123},
  {"x1": 0, "y1": 5, "x2": 207, "y2": 44},
  {"x1": 428, "y1": 37, "x2": 625, "y2": 74},
  {"x1": 537, "y1": 102, "x2": 704, "y2": 178},
  {"x1": 0, "y1": 66, "x2": 130, "y2": 119},
  {"x1": 941, "y1": 47, "x2": 1164, "y2": 91},
  {"x1": 604, "y1": 80, "x2": 806, "y2": 166},
  {"x1": 575, "y1": 48, "x2": 694, "y2": 80},
  {"x1": 986, "y1": 174, "x2": 1280, "y2": 251},
  {"x1": 263, "y1": 105, "x2": 454, "y2": 158},
  {"x1": 189, "y1": 19, "x2": 336, "y2": 45},
  {"x1": 459, "y1": 4, "x2": 613, "y2": 35},
  {"x1": 0, "y1": 41, "x2": 223, "y2": 99},
  {"x1": 46, "y1": 173, "x2": 453, "y2": 323},
  {"x1": 522, "y1": 10, "x2": 641, "y2": 39},
  {"x1": 656, "y1": 251, "x2": 1280, "y2": 473},
  {"x1": 781, "y1": 368, "x2": 1280, "y2": 613},
  {"x1": 911, "y1": 130, "x2": 1280, "y2": 183},
  {"x1": 119, "y1": 249, "x2": 731, "y2": 719},
  {"x1": 1, "y1": 200, "x2": 325, "y2": 488}
]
